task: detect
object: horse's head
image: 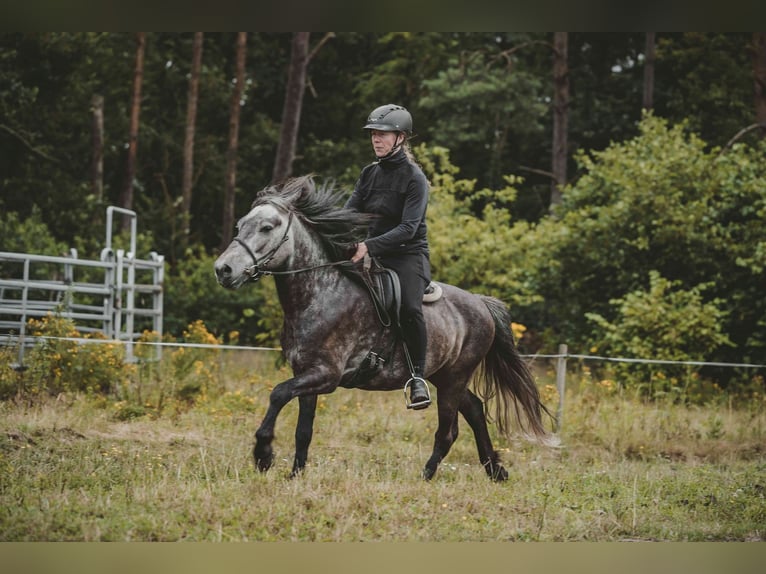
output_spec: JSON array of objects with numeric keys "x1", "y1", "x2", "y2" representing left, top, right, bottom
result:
[
  {"x1": 215, "y1": 175, "x2": 374, "y2": 289},
  {"x1": 215, "y1": 201, "x2": 294, "y2": 289}
]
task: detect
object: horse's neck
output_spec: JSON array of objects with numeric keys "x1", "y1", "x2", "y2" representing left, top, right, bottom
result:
[{"x1": 273, "y1": 228, "x2": 341, "y2": 318}]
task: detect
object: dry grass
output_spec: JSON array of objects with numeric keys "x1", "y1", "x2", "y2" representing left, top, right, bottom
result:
[{"x1": 0, "y1": 356, "x2": 764, "y2": 542}]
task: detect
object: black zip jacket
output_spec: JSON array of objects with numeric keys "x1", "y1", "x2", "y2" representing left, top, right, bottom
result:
[{"x1": 344, "y1": 148, "x2": 429, "y2": 257}]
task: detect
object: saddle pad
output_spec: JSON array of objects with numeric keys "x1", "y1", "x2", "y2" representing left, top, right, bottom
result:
[{"x1": 423, "y1": 282, "x2": 443, "y2": 303}]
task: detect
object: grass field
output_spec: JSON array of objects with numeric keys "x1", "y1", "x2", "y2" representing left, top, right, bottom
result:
[{"x1": 1, "y1": 352, "x2": 764, "y2": 542}]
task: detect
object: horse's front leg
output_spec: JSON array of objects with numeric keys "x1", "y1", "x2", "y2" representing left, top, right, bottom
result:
[
  {"x1": 290, "y1": 394, "x2": 317, "y2": 478},
  {"x1": 254, "y1": 379, "x2": 294, "y2": 472},
  {"x1": 253, "y1": 367, "x2": 338, "y2": 475}
]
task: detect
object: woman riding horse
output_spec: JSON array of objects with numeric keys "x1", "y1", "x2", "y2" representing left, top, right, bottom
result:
[{"x1": 345, "y1": 104, "x2": 431, "y2": 410}]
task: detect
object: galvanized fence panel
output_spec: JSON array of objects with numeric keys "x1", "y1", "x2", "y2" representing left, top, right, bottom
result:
[{"x1": 0, "y1": 207, "x2": 164, "y2": 365}]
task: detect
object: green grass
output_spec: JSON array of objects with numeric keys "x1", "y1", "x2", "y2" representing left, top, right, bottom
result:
[{"x1": 0, "y1": 355, "x2": 764, "y2": 541}]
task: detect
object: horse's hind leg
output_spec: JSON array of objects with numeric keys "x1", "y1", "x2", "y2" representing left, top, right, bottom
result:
[
  {"x1": 290, "y1": 394, "x2": 317, "y2": 478},
  {"x1": 422, "y1": 389, "x2": 462, "y2": 481},
  {"x1": 459, "y1": 389, "x2": 508, "y2": 482}
]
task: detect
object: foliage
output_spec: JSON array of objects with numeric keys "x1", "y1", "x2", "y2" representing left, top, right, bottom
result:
[
  {"x1": 122, "y1": 320, "x2": 225, "y2": 418},
  {"x1": 162, "y1": 246, "x2": 270, "y2": 344},
  {"x1": 515, "y1": 114, "x2": 766, "y2": 372},
  {"x1": 0, "y1": 314, "x2": 130, "y2": 399},
  {"x1": 655, "y1": 33, "x2": 755, "y2": 146},
  {"x1": 2, "y1": 32, "x2": 764, "y2": 371},
  {"x1": 0, "y1": 207, "x2": 68, "y2": 256},
  {"x1": 585, "y1": 271, "x2": 733, "y2": 397},
  {"x1": 419, "y1": 45, "x2": 548, "y2": 189},
  {"x1": 417, "y1": 144, "x2": 540, "y2": 309}
]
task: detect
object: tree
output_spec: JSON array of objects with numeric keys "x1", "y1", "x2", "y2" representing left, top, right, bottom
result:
[
  {"x1": 181, "y1": 32, "x2": 204, "y2": 241},
  {"x1": 221, "y1": 32, "x2": 247, "y2": 251},
  {"x1": 516, "y1": 114, "x2": 766, "y2": 368},
  {"x1": 419, "y1": 40, "x2": 548, "y2": 191},
  {"x1": 752, "y1": 32, "x2": 766, "y2": 135},
  {"x1": 271, "y1": 32, "x2": 310, "y2": 184},
  {"x1": 119, "y1": 32, "x2": 146, "y2": 231},
  {"x1": 550, "y1": 32, "x2": 568, "y2": 208},
  {"x1": 586, "y1": 271, "x2": 733, "y2": 395},
  {"x1": 643, "y1": 32, "x2": 656, "y2": 110},
  {"x1": 654, "y1": 33, "x2": 754, "y2": 145},
  {"x1": 271, "y1": 32, "x2": 334, "y2": 184},
  {"x1": 90, "y1": 94, "x2": 104, "y2": 202}
]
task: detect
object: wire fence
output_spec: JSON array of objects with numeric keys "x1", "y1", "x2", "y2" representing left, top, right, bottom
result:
[
  {"x1": 3, "y1": 336, "x2": 764, "y2": 433},
  {"x1": 5, "y1": 335, "x2": 764, "y2": 367}
]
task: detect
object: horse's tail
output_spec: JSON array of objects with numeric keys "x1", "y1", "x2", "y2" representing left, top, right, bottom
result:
[{"x1": 477, "y1": 295, "x2": 559, "y2": 447}]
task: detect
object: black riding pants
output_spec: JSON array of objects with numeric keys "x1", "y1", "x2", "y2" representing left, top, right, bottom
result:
[{"x1": 378, "y1": 251, "x2": 431, "y2": 374}]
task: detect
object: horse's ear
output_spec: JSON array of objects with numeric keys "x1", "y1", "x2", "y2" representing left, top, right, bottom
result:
[{"x1": 300, "y1": 175, "x2": 314, "y2": 195}]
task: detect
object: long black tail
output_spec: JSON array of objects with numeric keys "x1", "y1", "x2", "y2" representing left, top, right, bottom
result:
[{"x1": 477, "y1": 296, "x2": 558, "y2": 445}]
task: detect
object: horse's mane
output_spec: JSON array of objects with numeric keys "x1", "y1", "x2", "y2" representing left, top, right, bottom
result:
[{"x1": 252, "y1": 175, "x2": 373, "y2": 262}]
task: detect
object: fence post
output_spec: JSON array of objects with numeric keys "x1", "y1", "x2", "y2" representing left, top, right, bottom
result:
[{"x1": 555, "y1": 343, "x2": 568, "y2": 433}]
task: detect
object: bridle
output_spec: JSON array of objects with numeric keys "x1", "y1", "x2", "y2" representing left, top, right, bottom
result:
[{"x1": 233, "y1": 207, "x2": 352, "y2": 282}]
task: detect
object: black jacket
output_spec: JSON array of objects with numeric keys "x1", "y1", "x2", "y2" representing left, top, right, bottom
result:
[{"x1": 345, "y1": 148, "x2": 429, "y2": 257}]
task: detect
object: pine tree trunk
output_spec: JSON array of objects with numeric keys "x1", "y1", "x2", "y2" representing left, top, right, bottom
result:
[
  {"x1": 643, "y1": 32, "x2": 656, "y2": 111},
  {"x1": 181, "y1": 32, "x2": 204, "y2": 241},
  {"x1": 271, "y1": 32, "x2": 310, "y2": 184},
  {"x1": 119, "y1": 32, "x2": 145, "y2": 231},
  {"x1": 753, "y1": 32, "x2": 766, "y2": 137},
  {"x1": 551, "y1": 32, "x2": 569, "y2": 209},
  {"x1": 91, "y1": 94, "x2": 104, "y2": 202},
  {"x1": 221, "y1": 32, "x2": 247, "y2": 250}
]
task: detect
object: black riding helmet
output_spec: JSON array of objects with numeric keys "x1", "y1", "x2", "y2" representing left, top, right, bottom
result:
[{"x1": 363, "y1": 104, "x2": 413, "y2": 136}]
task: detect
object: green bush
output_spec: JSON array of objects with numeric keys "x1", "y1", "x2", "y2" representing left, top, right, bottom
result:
[
  {"x1": 417, "y1": 144, "x2": 541, "y2": 309},
  {"x1": 514, "y1": 113, "x2": 766, "y2": 369},
  {"x1": 0, "y1": 207, "x2": 69, "y2": 257},
  {"x1": 163, "y1": 246, "x2": 278, "y2": 346},
  {"x1": 585, "y1": 271, "x2": 733, "y2": 399},
  {"x1": 123, "y1": 320, "x2": 228, "y2": 417},
  {"x1": 1, "y1": 314, "x2": 130, "y2": 399}
]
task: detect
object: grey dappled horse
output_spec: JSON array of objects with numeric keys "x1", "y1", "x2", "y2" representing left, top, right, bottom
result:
[{"x1": 214, "y1": 176, "x2": 557, "y2": 481}]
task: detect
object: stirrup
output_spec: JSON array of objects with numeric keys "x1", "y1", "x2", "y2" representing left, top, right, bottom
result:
[{"x1": 404, "y1": 376, "x2": 431, "y2": 410}]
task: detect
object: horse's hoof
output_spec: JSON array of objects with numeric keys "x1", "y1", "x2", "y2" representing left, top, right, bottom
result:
[
  {"x1": 491, "y1": 465, "x2": 508, "y2": 482},
  {"x1": 253, "y1": 446, "x2": 274, "y2": 472},
  {"x1": 422, "y1": 465, "x2": 437, "y2": 481}
]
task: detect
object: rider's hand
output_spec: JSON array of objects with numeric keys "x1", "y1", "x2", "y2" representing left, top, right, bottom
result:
[{"x1": 351, "y1": 242, "x2": 368, "y2": 263}]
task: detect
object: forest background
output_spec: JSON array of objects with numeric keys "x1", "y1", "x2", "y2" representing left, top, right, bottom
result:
[{"x1": 2, "y1": 32, "x2": 765, "y2": 392}]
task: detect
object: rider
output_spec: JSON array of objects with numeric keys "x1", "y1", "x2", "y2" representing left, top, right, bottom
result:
[{"x1": 345, "y1": 104, "x2": 432, "y2": 410}]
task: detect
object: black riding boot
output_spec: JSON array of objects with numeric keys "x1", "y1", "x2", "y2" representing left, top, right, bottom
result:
[{"x1": 406, "y1": 365, "x2": 431, "y2": 410}]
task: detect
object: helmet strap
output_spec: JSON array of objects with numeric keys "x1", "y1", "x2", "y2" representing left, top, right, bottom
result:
[{"x1": 377, "y1": 132, "x2": 404, "y2": 161}]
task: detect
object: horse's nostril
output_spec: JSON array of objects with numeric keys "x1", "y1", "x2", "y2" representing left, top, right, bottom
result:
[{"x1": 215, "y1": 263, "x2": 232, "y2": 279}]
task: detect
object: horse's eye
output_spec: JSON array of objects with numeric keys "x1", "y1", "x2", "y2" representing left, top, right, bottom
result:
[{"x1": 260, "y1": 225, "x2": 274, "y2": 233}]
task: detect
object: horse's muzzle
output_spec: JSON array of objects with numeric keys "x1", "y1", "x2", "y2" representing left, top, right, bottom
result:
[{"x1": 214, "y1": 262, "x2": 239, "y2": 289}]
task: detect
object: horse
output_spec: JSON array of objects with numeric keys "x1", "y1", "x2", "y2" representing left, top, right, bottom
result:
[{"x1": 214, "y1": 175, "x2": 557, "y2": 481}]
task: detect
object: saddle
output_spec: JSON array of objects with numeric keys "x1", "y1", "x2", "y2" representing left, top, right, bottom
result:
[
  {"x1": 344, "y1": 255, "x2": 442, "y2": 389},
  {"x1": 360, "y1": 254, "x2": 442, "y2": 328}
]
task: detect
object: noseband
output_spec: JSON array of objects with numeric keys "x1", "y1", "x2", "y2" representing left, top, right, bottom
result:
[
  {"x1": 233, "y1": 204, "x2": 356, "y2": 282},
  {"x1": 234, "y1": 210, "x2": 294, "y2": 282}
]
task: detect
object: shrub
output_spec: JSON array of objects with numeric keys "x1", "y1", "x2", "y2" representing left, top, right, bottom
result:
[
  {"x1": 125, "y1": 321, "x2": 225, "y2": 415},
  {"x1": 2, "y1": 314, "x2": 131, "y2": 399},
  {"x1": 586, "y1": 271, "x2": 733, "y2": 400},
  {"x1": 163, "y1": 246, "x2": 277, "y2": 346},
  {"x1": 515, "y1": 114, "x2": 766, "y2": 366}
]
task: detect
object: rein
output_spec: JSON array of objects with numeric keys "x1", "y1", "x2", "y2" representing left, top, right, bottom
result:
[{"x1": 234, "y1": 209, "x2": 352, "y2": 282}]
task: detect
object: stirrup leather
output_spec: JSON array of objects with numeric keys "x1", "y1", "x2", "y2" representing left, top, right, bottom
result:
[{"x1": 404, "y1": 376, "x2": 431, "y2": 410}]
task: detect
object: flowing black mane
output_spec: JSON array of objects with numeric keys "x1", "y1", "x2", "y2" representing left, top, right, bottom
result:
[{"x1": 253, "y1": 175, "x2": 372, "y2": 262}]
